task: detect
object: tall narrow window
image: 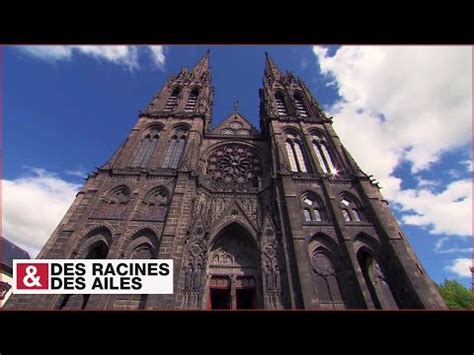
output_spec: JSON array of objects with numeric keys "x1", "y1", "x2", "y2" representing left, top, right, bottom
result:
[
  {"x1": 162, "y1": 138, "x2": 176, "y2": 168},
  {"x1": 275, "y1": 92, "x2": 288, "y2": 115},
  {"x1": 342, "y1": 209, "x2": 351, "y2": 222},
  {"x1": 286, "y1": 141, "x2": 298, "y2": 172},
  {"x1": 312, "y1": 133, "x2": 337, "y2": 174},
  {"x1": 313, "y1": 209, "x2": 322, "y2": 222},
  {"x1": 131, "y1": 127, "x2": 161, "y2": 168},
  {"x1": 162, "y1": 127, "x2": 189, "y2": 169},
  {"x1": 170, "y1": 137, "x2": 186, "y2": 168},
  {"x1": 294, "y1": 93, "x2": 309, "y2": 117},
  {"x1": 185, "y1": 89, "x2": 199, "y2": 112},
  {"x1": 285, "y1": 132, "x2": 310, "y2": 173},
  {"x1": 293, "y1": 142, "x2": 308, "y2": 172},
  {"x1": 303, "y1": 208, "x2": 312, "y2": 222},
  {"x1": 164, "y1": 88, "x2": 180, "y2": 112},
  {"x1": 312, "y1": 142, "x2": 328, "y2": 173}
]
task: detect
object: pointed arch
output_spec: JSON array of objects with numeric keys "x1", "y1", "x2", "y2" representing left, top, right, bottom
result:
[
  {"x1": 162, "y1": 125, "x2": 189, "y2": 169},
  {"x1": 208, "y1": 219, "x2": 258, "y2": 249},
  {"x1": 131, "y1": 125, "x2": 162, "y2": 168},
  {"x1": 301, "y1": 191, "x2": 328, "y2": 222},
  {"x1": 284, "y1": 129, "x2": 310, "y2": 173},
  {"x1": 185, "y1": 87, "x2": 199, "y2": 112},
  {"x1": 274, "y1": 91, "x2": 288, "y2": 115},
  {"x1": 102, "y1": 185, "x2": 131, "y2": 218},
  {"x1": 59, "y1": 226, "x2": 112, "y2": 310},
  {"x1": 123, "y1": 227, "x2": 160, "y2": 259},
  {"x1": 339, "y1": 191, "x2": 365, "y2": 223},
  {"x1": 293, "y1": 92, "x2": 309, "y2": 117},
  {"x1": 311, "y1": 130, "x2": 338, "y2": 174},
  {"x1": 307, "y1": 233, "x2": 346, "y2": 309},
  {"x1": 142, "y1": 186, "x2": 170, "y2": 220},
  {"x1": 354, "y1": 233, "x2": 399, "y2": 309},
  {"x1": 164, "y1": 87, "x2": 180, "y2": 112},
  {"x1": 207, "y1": 222, "x2": 262, "y2": 309}
]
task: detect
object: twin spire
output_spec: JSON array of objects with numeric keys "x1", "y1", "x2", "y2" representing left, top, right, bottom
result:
[
  {"x1": 264, "y1": 51, "x2": 284, "y2": 80},
  {"x1": 191, "y1": 49, "x2": 210, "y2": 78},
  {"x1": 189, "y1": 49, "x2": 284, "y2": 81}
]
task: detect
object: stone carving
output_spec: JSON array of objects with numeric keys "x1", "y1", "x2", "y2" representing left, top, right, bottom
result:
[
  {"x1": 206, "y1": 144, "x2": 262, "y2": 190},
  {"x1": 209, "y1": 236, "x2": 258, "y2": 268},
  {"x1": 260, "y1": 216, "x2": 284, "y2": 309}
]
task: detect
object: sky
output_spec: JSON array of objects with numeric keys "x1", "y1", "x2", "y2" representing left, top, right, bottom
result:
[{"x1": 2, "y1": 45, "x2": 472, "y2": 288}]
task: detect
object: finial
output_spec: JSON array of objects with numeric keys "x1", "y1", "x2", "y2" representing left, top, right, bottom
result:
[{"x1": 234, "y1": 100, "x2": 239, "y2": 113}]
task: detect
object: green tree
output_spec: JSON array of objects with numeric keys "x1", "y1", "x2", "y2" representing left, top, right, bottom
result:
[{"x1": 436, "y1": 279, "x2": 472, "y2": 310}]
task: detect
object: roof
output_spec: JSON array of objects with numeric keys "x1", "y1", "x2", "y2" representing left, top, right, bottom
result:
[
  {"x1": 211, "y1": 111, "x2": 259, "y2": 136},
  {"x1": 1, "y1": 236, "x2": 30, "y2": 271}
]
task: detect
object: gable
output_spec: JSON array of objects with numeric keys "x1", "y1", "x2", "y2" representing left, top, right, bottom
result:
[{"x1": 212, "y1": 112, "x2": 259, "y2": 136}]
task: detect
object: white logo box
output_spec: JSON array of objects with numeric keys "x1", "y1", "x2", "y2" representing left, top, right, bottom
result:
[{"x1": 14, "y1": 259, "x2": 174, "y2": 295}]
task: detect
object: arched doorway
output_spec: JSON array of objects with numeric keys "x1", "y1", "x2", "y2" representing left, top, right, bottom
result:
[
  {"x1": 206, "y1": 223, "x2": 261, "y2": 309},
  {"x1": 357, "y1": 249, "x2": 399, "y2": 309}
]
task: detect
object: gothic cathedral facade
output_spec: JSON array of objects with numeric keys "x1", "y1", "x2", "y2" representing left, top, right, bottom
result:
[{"x1": 6, "y1": 51, "x2": 446, "y2": 310}]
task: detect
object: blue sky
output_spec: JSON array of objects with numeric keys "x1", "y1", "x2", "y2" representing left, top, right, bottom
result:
[{"x1": 3, "y1": 45, "x2": 472, "y2": 288}]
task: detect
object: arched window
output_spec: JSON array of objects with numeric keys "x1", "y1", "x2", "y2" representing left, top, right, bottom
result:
[
  {"x1": 302, "y1": 193, "x2": 326, "y2": 222},
  {"x1": 131, "y1": 126, "x2": 161, "y2": 168},
  {"x1": 103, "y1": 186, "x2": 130, "y2": 218},
  {"x1": 59, "y1": 230, "x2": 111, "y2": 310},
  {"x1": 294, "y1": 93, "x2": 309, "y2": 117},
  {"x1": 311, "y1": 249, "x2": 345, "y2": 309},
  {"x1": 275, "y1": 92, "x2": 288, "y2": 116},
  {"x1": 311, "y1": 132, "x2": 337, "y2": 174},
  {"x1": 339, "y1": 195, "x2": 365, "y2": 223},
  {"x1": 162, "y1": 126, "x2": 189, "y2": 169},
  {"x1": 144, "y1": 187, "x2": 169, "y2": 220},
  {"x1": 285, "y1": 132, "x2": 308, "y2": 173},
  {"x1": 357, "y1": 249, "x2": 399, "y2": 309},
  {"x1": 117, "y1": 231, "x2": 160, "y2": 310},
  {"x1": 164, "y1": 87, "x2": 180, "y2": 112},
  {"x1": 185, "y1": 89, "x2": 199, "y2": 112}
]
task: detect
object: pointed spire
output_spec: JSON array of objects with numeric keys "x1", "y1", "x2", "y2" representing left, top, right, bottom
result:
[
  {"x1": 264, "y1": 52, "x2": 283, "y2": 80},
  {"x1": 192, "y1": 49, "x2": 210, "y2": 78}
]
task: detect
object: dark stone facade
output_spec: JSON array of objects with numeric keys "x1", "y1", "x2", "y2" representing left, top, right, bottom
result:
[{"x1": 5, "y1": 51, "x2": 446, "y2": 310}]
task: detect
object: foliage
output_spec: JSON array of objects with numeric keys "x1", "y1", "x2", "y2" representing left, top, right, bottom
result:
[{"x1": 436, "y1": 279, "x2": 472, "y2": 310}]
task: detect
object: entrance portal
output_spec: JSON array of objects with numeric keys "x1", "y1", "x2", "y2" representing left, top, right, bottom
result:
[{"x1": 207, "y1": 224, "x2": 260, "y2": 309}]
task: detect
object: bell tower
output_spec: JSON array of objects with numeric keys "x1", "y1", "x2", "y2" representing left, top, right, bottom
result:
[{"x1": 259, "y1": 53, "x2": 446, "y2": 309}]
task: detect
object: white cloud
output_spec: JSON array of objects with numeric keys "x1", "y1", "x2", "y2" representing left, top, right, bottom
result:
[
  {"x1": 16, "y1": 45, "x2": 167, "y2": 70},
  {"x1": 445, "y1": 258, "x2": 472, "y2": 278},
  {"x1": 18, "y1": 45, "x2": 73, "y2": 62},
  {"x1": 313, "y1": 46, "x2": 472, "y2": 237},
  {"x1": 415, "y1": 176, "x2": 440, "y2": 190},
  {"x1": 65, "y1": 167, "x2": 88, "y2": 178},
  {"x1": 396, "y1": 179, "x2": 472, "y2": 236},
  {"x1": 2, "y1": 168, "x2": 80, "y2": 258},
  {"x1": 148, "y1": 46, "x2": 166, "y2": 69}
]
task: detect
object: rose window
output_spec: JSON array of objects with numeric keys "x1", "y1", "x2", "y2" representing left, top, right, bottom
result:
[{"x1": 207, "y1": 144, "x2": 262, "y2": 186}]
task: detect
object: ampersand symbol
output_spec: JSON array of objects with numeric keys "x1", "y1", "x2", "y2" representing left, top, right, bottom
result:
[{"x1": 23, "y1": 265, "x2": 42, "y2": 287}]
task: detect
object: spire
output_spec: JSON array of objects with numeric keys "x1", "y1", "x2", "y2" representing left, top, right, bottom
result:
[
  {"x1": 192, "y1": 49, "x2": 210, "y2": 78},
  {"x1": 264, "y1": 52, "x2": 283, "y2": 80}
]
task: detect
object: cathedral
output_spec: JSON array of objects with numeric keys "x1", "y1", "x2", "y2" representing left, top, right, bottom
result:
[{"x1": 6, "y1": 50, "x2": 446, "y2": 310}]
